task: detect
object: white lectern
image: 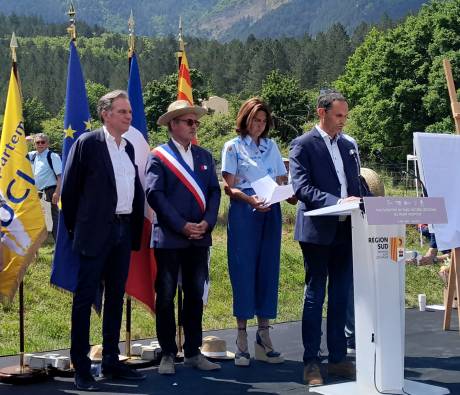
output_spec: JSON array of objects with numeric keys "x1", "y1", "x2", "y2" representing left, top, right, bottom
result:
[{"x1": 305, "y1": 197, "x2": 449, "y2": 395}]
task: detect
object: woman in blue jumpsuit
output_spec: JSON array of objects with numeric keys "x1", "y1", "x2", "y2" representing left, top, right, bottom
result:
[{"x1": 221, "y1": 97, "x2": 287, "y2": 367}]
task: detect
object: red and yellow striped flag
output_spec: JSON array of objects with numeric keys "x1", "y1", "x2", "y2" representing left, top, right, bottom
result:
[{"x1": 177, "y1": 50, "x2": 193, "y2": 105}]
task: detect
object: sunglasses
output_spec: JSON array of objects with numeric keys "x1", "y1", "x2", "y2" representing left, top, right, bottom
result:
[
  {"x1": 176, "y1": 119, "x2": 200, "y2": 127},
  {"x1": 35, "y1": 141, "x2": 47, "y2": 145}
]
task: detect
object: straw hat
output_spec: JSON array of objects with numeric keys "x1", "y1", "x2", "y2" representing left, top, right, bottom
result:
[
  {"x1": 89, "y1": 345, "x2": 128, "y2": 362},
  {"x1": 157, "y1": 100, "x2": 207, "y2": 126},
  {"x1": 361, "y1": 167, "x2": 385, "y2": 197},
  {"x1": 201, "y1": 336, "x2": 235, "y2": 360}
]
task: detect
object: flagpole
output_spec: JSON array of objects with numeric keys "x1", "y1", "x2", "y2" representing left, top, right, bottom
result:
[
  {"x1": 10, "y1": 32, "x2": 26, "y2": 372},
  {"x1": 0, "y1": 33, "x2": 47, "y2": 384},
  {"x1": 176, "y1": 16, "x2": 185, "y2": 68},
  {"x1": 125, "y1": 9, "x2": 135, "y2": 360},
  {"x1": 19, "y1": 282, "x2": 25, "y2": 371},
  {"x1": 175, "y1": 17, "x2": 185, "y2": 357}
]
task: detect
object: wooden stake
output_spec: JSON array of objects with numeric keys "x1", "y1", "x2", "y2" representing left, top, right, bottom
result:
[
  {"x1": 442, "y1": 59, "x2": 460, "y2": 332},
  {"x1": 19, "y1": 282, "x2": 24, "y2": 372}
]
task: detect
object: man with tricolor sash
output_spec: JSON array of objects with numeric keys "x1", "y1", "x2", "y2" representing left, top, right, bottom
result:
[{"x1": 145, "y1": 100, "x2": 221, "y2": 375}]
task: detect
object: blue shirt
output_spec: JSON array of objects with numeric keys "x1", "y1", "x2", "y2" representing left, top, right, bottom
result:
[
  {"x1": 29, "y1": 149, "x2": 62, "y2": 190},
  {"x1": 221, "y1": 135, "x2": 286, "y2": 190}
]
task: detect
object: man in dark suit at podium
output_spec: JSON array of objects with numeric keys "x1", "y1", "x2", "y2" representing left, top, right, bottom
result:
[{"x1": 289, "y1": 91, "x2": 362, "y2": 386}]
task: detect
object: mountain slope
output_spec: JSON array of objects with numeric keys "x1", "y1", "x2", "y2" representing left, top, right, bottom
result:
[{"x1": 0, "y1": 0, "x2": 427, "y2": 40}]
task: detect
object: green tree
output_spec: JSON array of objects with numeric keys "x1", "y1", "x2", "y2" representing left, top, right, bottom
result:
[
  {"x1": 260, "y1": 70, "x2": 311, "y2": 142},
  {"x1": 86, "y1": 80, "x2": 109, "y2": 121},
  {"x1": 23, "y1": 96, "x2": 50, "y2": 135},
  {"x1": 336, "y1": 0, "x2": 460, "y2": 163},
  {"x1": 144, "y1": 69, "x2": 211, "y2": 131},
  {"x1": 195, "y1": 113, "x2": 235, "y2": 164},
  {"x1": 41, "y1": 116, "x2": 64, "y2": 153}
]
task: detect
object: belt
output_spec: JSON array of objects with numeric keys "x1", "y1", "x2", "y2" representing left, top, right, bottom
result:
[
  {"x1": 114, "y1": 213, "x2": 131, "y2": 223},
  {"x1": 40, "y1": 185, "x2": 56, "y2": 192}
]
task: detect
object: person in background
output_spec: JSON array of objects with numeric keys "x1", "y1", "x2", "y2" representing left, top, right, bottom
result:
[
  {"x1": 28, "y1": 133, "x2": 62, "y2": 241},
  {"x1": 406, "y1": 225, "x2": 451, "y2": 265},
  {"x1": 221, "y1": 97, "x2": 289, "y2": 367}
]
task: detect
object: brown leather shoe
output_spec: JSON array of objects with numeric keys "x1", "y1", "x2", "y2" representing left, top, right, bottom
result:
[
  {"x1": 303, "y1": 361, "x2": 324, "y2": 386},
  {"x1": 328, "y1": 360, "x2": 356, "y2": 379}
]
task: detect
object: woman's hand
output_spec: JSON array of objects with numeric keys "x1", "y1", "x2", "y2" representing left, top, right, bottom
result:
[{"x1": 249, "y1": 195, "x2": 271, "y2": 212}]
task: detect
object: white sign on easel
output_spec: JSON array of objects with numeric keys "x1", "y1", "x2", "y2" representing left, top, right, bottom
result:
[{"x1": 413, "y1": 132, "x2": 460, "y2": 251}]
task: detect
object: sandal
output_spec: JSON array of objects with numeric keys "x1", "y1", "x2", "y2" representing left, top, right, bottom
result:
[
  {"x1": 235, "y1": 327, "x2": 250, "y2": 367},
  {"x1": 254, "y1": 326, "x2": 284, "y2": 364}
]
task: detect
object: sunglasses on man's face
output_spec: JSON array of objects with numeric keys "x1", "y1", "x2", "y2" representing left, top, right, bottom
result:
[
  {"x1": 176, "y1": 118, "x2": 201, "y2": 127},
  {"x1": 35, "y1": 141, "x2": 47, "y2": 145}
]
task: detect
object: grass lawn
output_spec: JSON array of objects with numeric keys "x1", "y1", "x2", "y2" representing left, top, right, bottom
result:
[{"x1": 0, "y1": 187, "x2": 445, "y2": 356}]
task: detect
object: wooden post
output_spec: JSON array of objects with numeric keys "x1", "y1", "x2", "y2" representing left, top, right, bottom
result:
[
  {"x1": 19, "y1": 282, "x2": 25, "y2": 372},
  {"x1": 442, "y1": 59, "x2": 460, "y2": 332}
]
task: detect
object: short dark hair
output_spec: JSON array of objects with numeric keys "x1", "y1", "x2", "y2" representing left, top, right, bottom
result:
[
  {"x1": 317, "y1": 90, "x2": 346, "y2": 111},
  {"x1": 97, "y1": 90, "x2": 129, "y2": 123},
  {"x1": 236, "y1": 97, "x2": 273, "y2": 138}
]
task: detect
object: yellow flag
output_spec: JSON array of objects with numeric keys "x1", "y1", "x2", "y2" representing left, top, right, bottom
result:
[{"x1": 0, "y1": 68, "x2": 47, "y2": 304}]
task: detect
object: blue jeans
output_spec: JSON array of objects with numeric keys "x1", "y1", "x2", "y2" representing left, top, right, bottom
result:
[
  {"x1": 154, "y1": 247, "x2": 209, "y2": 358},
  {"x1": 70, "y1": 220, "x2": 132, "y2": 374},
  {"x1": 300, "y1": 220, "x2": 353, "y2": 364},
  {"x1": 227, "y1": 195, "x2": 282, "y2": 320}
]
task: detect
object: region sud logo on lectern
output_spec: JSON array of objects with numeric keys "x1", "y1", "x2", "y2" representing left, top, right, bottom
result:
[
  {"x1": 368, "y1": 235, "x2": 405, "y2": 263},
  {"x1": 389, "y1": 236, "x2": 405, "y2": 262}
]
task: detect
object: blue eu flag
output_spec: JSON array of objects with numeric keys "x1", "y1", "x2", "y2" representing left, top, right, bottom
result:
[{"x1": 51, "y1": 41, "x2": 91, "y2": 294}]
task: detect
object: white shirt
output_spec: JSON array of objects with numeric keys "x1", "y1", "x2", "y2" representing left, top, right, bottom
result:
[
  {"x1": 171, "y1": 137, "x2": 194, "y2": 170},
  {"x1": 103, "y1": 126, "x2": 135, "y2": 214},
  {"x1": 317, "y1": 125, "x2": 348, "y2": 199}
]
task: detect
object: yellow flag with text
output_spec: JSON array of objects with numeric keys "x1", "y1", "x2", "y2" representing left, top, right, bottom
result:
[{"x1": 0, "y1": 68, "x2": 47, "y2": 304}]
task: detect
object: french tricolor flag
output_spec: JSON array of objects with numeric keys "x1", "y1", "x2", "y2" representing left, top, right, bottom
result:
[{"x1": 123, "y1": 53, "x2": 156, "y2": 313}]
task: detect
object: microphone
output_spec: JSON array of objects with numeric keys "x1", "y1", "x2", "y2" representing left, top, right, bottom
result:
[{"x1": 349, "y1": 149, "x2": 363, "y2": 199}]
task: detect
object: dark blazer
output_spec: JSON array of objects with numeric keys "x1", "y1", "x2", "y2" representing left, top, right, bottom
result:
[
  {"x1": 61, "y1": 128, "x2": 144, "y2": 256},
  {"x1": 289, "y1": 127, "x2": 363, "y2": 245},
  {"x1": 145, "y1": 139, "x2": 221, "y2": 249}
]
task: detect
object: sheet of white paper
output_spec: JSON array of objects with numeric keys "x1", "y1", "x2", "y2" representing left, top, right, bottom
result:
[
  {"x1": 413, "y1": 132, "x2": 460, "y2": 250},
  {"x1": 269, "y1": 184, "x2": 294, "y2": 205},
  {"x1": 250, "y1": 175, "x2": 294, "y2": 205},
  {"x1": 251, "y1": 175, "x2": 278, "y2": 201}
]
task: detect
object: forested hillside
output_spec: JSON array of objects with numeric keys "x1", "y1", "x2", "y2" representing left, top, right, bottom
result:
[
  {"x1": 0, "y1": 0, "x2": 458, "y2": 165},
  {"x1": 0, "y1": 14, "x2": 370, "y2": 115},
  {"x1": 0, "y1": 0, "x2": 427, "y2": 40},
  {"x1": 336, "y1": 0, "x2": 460, "y2": 162}
]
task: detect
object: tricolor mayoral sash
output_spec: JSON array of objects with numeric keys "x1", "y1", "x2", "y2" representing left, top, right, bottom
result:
[{"x1": 152, "y1": 144, "x2": 206, "y2": 213}]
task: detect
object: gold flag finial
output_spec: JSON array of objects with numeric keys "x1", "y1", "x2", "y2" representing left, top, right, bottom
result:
[
  {"x1": 128, "y1": 9, "x2": 135, "y2": 57},
  {"x1": 67, "y1": 2, "x2": 77, "y2": 41},
  {"x1": 176, "y1": 16, "x2": 185, "y2": 62},
  {"x1": 10, "y1": 32, "x2": 18, "y2": 63},
  {"x1": 178, "y1": 16, "x2": 185, "y2": 51}
]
